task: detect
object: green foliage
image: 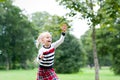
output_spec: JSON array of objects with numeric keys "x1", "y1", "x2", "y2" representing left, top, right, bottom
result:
[
  {"x1": 97, "y1": 0, "x2": 120, "y2": 74},
  {"x1": 56, "y1": 2, "x2": 101, "y2": 80},
  {"x1": 31, "y1": 12, "x2": 70, "y2": 37},
  {"x1": 95, "y1": 20, "x2": 120, "y2": 74},
  {"x1": 82, "y1": 19, "x2": 120, "y2": 74},
  {"x1": 80, "y1": 30, "x2": 93, "y2": 67},
  {"x1": 0, "y1": 0, "x2": 37, "y2": 69},
  {"x1": 56, "y1": 0, "x2": 100, "y2": 26},
  {"x1": 80, "y1": 29, "x2": 112, "y2": 67},
  {"x1": 57, "y1": 0, "x2": 120, "y2": 75},
  {"x1": 0, "y1": 0, "x2": 6, "y2": 2},
  {"x1": 111, "y1": 21, "x2": 120, "y2": 75},
  {"x1": 98, "y1": 0, "x2": 120, "y2": 25},
  {"x1": 54, "y1": 33, "x2": 83, "y2": 73}
]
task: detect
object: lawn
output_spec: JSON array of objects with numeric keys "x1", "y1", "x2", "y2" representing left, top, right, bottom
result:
[{"x1": 0, "y1": 67, "x2": 120, "y2": 80}]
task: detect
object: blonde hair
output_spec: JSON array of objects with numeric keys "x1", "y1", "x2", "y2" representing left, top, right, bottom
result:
[{"x1": 36, "y1": 32, "x2": 51, "y2": 48}]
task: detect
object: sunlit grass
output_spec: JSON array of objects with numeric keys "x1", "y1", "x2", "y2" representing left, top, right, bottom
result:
[
  {"x1": 58, "y1": 67, "x2": 120, "y2": 80},
  {"x1": 0, "y1": 67, "x2": 120, "y2": 80}
]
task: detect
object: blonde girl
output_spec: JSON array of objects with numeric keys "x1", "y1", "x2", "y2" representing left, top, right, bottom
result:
[{"x1": 36, "y1": 24, "x2": 67, "y2": 80}]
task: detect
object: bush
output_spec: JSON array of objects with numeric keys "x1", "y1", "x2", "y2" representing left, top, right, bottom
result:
[{"x1": 54, "y1": 33, "x2": 83, "y2": 73}]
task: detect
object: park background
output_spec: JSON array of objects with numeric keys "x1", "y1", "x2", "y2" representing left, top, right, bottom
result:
[{"x1": 0, "y1": 0, "x2": 120, "y2": 80}]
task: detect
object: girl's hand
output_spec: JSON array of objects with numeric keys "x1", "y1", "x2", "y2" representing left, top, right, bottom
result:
[
  {"x1": 61, "y1": 24, "x2": 67, "y2": 32},
  {"x1": 39, "y1": 54, "x2": 44, "y2": 59}
]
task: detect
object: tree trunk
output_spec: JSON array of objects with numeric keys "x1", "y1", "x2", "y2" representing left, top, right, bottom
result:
[
  {"x1": 5, "y1": 54, "x2": 10, "y2": 70},
  {"x1": 92, "y1": 26, "x2": 99, "y2": 80}
]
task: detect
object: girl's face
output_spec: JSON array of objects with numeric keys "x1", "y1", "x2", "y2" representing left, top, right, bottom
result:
[{"x1": 42, "y1": 33, "x2": 52, "y2": 47}]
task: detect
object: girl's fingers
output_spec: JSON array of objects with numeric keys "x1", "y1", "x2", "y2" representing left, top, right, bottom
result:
[{"x1": 62, "y1": 24, "x2": 67, "y2": 32}]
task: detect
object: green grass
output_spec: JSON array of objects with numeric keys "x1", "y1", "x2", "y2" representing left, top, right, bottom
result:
[
  {"x1": 0, "y1": 67, "x2": 120, "y2": 80},
  {"x1": 58, "y1": 67, "x2": 120, "y2": 80}
]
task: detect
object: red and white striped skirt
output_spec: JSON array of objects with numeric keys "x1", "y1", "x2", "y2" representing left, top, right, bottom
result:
[{"x1": 36, "y1": 67, "x2": 59, "y2": 80}]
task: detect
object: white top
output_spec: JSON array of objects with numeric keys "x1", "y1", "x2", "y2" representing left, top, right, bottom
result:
[{"x1": 37, "y1": 33, "x2": 65, "y2": 68}]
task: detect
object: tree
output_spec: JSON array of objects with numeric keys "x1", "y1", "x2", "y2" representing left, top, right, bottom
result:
[
  {"x1": 57, "y1": 0, "x2": 120, "y2": 75},
  {"x1": 80, "y1": 28, "x2": 112, "y2": 68},
  {"x1": 111, "y1": 20, "x2": 120, "y2": 74},
  {"x1": 97, "y1": 0, "x2": 120, "y2": 74},
  {"x1": 31, "y1": 11, "x2": 51, "y2": 32},
  {"x1": 56, "y1": 0, "x2": 100, "y2": 80},
  {"x1": 0, "y1": 0, "x2": 37, "y2": 70},
  {"x1": 96, "y1": 22, "x2": 120, "y2": 74},
  {"x1": 80, "y1": 30, "x2": 94, "y2": 68}
]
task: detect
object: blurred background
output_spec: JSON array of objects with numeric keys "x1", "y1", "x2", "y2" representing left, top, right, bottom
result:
[{"x1": 0, "y1": 0, "x2": 120, "y2": 80}]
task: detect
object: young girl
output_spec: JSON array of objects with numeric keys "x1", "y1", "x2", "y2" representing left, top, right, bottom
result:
[{"x1": 36, "y1": 24, "x2": 67, "y2": 80}]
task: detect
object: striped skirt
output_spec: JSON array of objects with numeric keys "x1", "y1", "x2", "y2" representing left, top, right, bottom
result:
[{"x1": 36, "y1": 67, "x2": 59, "y2": 80}]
